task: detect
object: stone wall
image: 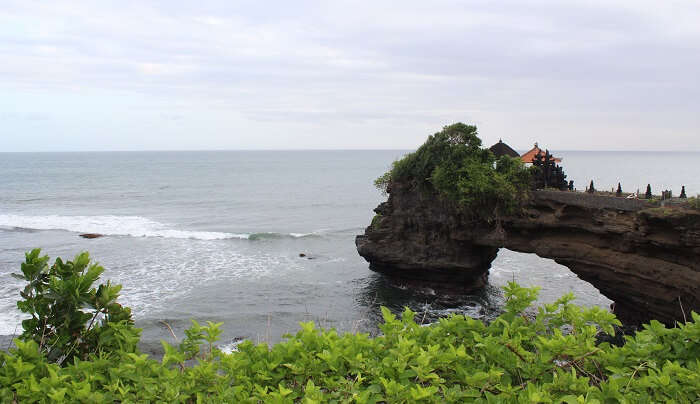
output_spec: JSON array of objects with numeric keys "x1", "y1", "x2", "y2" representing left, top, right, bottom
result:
[{"x1": 534, "y1": 190, "x2": 654, "y2": 212}]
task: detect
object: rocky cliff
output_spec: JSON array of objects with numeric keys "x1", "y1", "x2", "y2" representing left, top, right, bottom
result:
[{"x1": 357, "y1": 182, "x2": 700, "y2": 325}]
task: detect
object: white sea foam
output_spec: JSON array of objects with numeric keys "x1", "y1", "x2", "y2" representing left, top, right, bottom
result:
[
  {"x1": 0, "y1": 312, "x2": 23, "y2": 336},
  {"x1": 0, "y1": 214, "x2": 325, "y2": 241},
  {"x1": 0, "y1": 214, "x2": 248, "y2": 240},
  {"x1": 289, "y1": 232, "x2": 315, "y2": 238},
  {"x1": 219, "y1": 338, "x2": 246, "y2": 354},
  {"x1": 0, "y1": 238, "x2": 306, "y2": 335}
]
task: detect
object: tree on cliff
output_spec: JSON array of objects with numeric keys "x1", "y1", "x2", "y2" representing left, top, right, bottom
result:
[
  {"x1": 645, "y1": 184, "x2": 653, "y2": 199},
  {"x1": 375, "y1": 123, "x2": 534, "y2": 218}
]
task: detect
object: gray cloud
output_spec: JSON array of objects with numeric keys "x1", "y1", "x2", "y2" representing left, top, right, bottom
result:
[{"x1": 1, "y1": 1, "x2": 699, "y2": 151}]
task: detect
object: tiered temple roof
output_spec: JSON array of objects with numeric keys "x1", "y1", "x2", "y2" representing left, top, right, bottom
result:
[{"x1": 520, "y1": 143, "x2": 561, "y2": 164}]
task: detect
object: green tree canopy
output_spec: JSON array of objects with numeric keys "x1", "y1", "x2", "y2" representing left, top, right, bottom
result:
[{"x1": 375, "y1": 123, "x2": 534, "y2": 218}]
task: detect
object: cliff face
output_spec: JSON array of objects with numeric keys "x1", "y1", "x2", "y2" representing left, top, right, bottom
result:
[{"x1": 357, "y1": 182, "x2": 700, "y2": 325}]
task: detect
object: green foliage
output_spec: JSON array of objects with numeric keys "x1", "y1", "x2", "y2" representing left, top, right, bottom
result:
[
  {"x1": 12, "y1": 249, "x2": 140, "y2": 366},
  {"x1": 375, "y1": 123, "x2": 534, "y2": 217},
  {"x1": 373, "y1": 171, "x2": 392, "y2": 197},
  {"x1": 3, "y1": 254, "x2": 699, "y2": 403},
  {"x1": 686, "y1": 196, "x2": 700, "y2": 210},
  {"x1": 162, "y1": 320, "x2": 224, "y2": 370},
  {"x1": 370, "y1": 213, "x2": 383, "y2": 230}
]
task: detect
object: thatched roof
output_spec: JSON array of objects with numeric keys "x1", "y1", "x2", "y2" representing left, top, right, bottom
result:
[{"x1": 489, "y1": 139, "x2": 520, "y2": 158}]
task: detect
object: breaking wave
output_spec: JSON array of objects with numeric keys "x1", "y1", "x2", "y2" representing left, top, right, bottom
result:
[
  {"x1": 247, "y1": 232, "x2": 320, "y2": 240},
  {"x1": 0, "y1": 214, "x2": 319, "y2": 241}
]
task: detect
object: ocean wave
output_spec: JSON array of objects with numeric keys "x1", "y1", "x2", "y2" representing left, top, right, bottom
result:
[
  {"x1": 247, "y1": 232, "x2": 320, "y2": 240},
  {"x1": 0, "y1": 214, "x2": 243, "y2": 240},
  {"x1": 0, "y1": 214, "x2": 323, "y2": 241}
]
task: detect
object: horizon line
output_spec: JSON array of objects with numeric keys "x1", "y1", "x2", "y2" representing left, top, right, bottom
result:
[{"x1": 2, "y1": 148, "x2": 700, "y2": 154}]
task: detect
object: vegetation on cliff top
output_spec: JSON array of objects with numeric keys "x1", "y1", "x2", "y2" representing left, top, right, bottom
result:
[
  {"x1": 375, "y1": 123, "x2": 535, "y2": 217},
  {"x1": 687, "y1": 196, "x2": 700, "y2": 210},
  {"x1": 2, "y1": 250, "x2": 700, "y2": 402}
]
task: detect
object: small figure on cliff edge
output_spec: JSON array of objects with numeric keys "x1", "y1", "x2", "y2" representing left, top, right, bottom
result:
[
  {"x1": 645, "y1": 184, "x2": 652, "y2": 199},
  {"x1": 616, "y1": 182, "x2": 622, "y2": 197},
  {"x1": 587, "y1": 180, "x2": 595, "y2": 194},
  {"x1": 680, "y1": 186, "x2": 687, "y2": 198}
]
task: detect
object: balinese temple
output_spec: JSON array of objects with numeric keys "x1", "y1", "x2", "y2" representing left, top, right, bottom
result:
[
  {"x1": 520, "y1": 142, "x2": 561, "y2": 165},
  {"x1": 489, "y1": 139, "x2": 520, "y2": 158},
  {"x1": 489, "y1": 140, "x2": 562, "y2": 165},
  {"x1": 489, "y1": 140, "x2": 570, "y2": 190}
]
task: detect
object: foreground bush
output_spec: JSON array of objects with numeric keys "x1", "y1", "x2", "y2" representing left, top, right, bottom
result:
[
  {"x1": 12, "y1": 249, "x2": 139, "y2": 366},
  {"x1": 1, "y1": 253, "x2": 699, "y2": 402}
]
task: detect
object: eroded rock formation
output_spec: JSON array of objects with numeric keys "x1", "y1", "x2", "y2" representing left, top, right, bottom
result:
[
  {"x1": 357, "y1": 182, "x2": 700, "y2": 325},
  {"x1": 79, "y1": 233, "x2": 104, "y2": 239}
]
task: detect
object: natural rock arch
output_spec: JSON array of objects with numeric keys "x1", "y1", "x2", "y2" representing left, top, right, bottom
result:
[{"x1": 357, "y1": 184, "x2": 700, "y2": 325}]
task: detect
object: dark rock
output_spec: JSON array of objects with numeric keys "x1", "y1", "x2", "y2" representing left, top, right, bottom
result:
[
  {"x1": 595, "y1": 324, "x2": 638, "y2": 347},
  {"x1": 299, "y1": 253, "x2": 306, "y2": 257},
  {"x1": 357, "y1": 181, "x2": 700, "y2": 326},
  {"x1": 80, "y1": 233, "x2": 103, "y2": 239}
]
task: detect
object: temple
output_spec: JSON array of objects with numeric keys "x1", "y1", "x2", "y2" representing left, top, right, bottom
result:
[
  {"x1": 520, "y1": 142, "x2": 561, "y2": 165},
  {"x1": 488, "y1": 139, "x2": 520, "y2": 158},
  {"x1": 489, "y1": 140, "x2": 570, "y2": 190}
]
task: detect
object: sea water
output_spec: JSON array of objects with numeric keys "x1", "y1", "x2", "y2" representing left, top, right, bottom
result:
[{"x1": 1, "y1": 150, "x2": 698, "y2": 351}]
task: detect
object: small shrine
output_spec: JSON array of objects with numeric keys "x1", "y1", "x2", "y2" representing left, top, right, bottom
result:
[
  {"x1": 520, "y1": 142, "x2": 561, "y2": 165},
  {"x1": 488, "y1": 140, "x2": 570, "y2": 190},
  {"x1": 531, "y1": 149, "x2": 570, "y2": 190}
]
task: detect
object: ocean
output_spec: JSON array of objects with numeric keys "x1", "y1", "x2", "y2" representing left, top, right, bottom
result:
[{"x1": 1, "y1": 150, "x2": 698, "y2": 351}]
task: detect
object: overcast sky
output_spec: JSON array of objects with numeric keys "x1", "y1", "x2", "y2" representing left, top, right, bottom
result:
[{"x1": 1, "y1": 1, "x2": 699, "y2": 152}]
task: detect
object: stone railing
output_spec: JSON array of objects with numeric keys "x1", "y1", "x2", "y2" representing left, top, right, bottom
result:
[{"x1": 533, "y1": 190, "x2": 655, "y2": 212}]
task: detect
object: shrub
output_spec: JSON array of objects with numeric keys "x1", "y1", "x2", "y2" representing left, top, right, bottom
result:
[
  {"x1": 686, "y1": 196, "x2": 700, "y2": 210},
  {"x1": 373, "y1": 171, "x2": 392, "y2": 196},
  {"x1": 2, "y1": 252, "x2": 699, "y2": 402},
  {"x1": 375, "y1": 123, "x2": 534, "y2": 218},
  {"x1": 12, "y1": 249, "x2": 140, "y2": 365},
  {"x1": 370, "y1": 213, "x2": 383, "y2": 230}
]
